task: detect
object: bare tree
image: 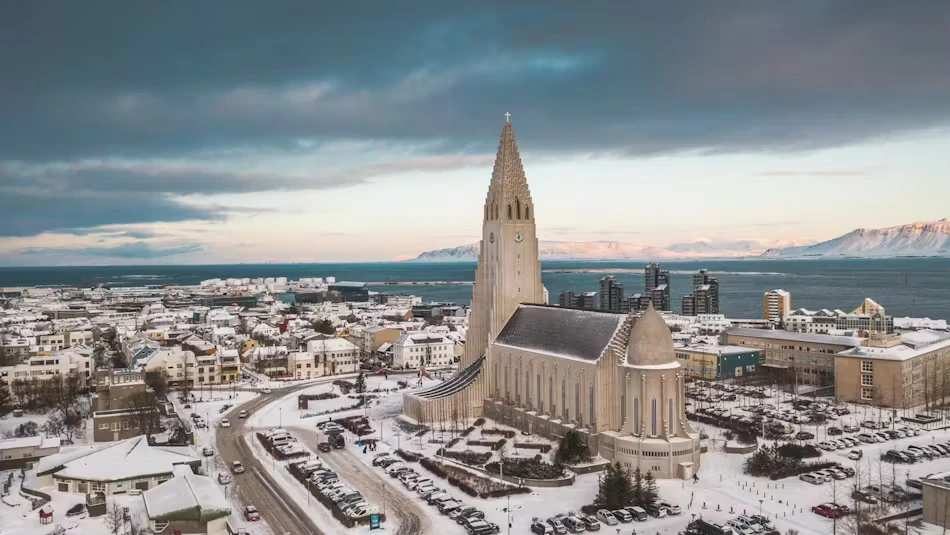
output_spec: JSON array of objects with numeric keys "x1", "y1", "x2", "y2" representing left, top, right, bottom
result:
[
  {"x1": 122, "y1": 391, "x2": 162, "y2": 439},
  {"x1": 103, "y1": 501, "x2": 125, "y2": 535}
]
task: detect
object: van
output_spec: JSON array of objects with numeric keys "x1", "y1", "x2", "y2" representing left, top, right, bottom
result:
[{"x1": 800, "y1": 473, "x2": 823, "y2": 485}]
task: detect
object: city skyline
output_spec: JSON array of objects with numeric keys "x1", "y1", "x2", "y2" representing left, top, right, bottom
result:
[{"x1": 2, "y1": 2, "x2": 950, "y2": 265}]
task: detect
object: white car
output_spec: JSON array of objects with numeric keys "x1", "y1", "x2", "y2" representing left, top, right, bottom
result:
[
  {"x1": 238, "y1": 410, "x2": 249, "y2": 419},
  {"x1": 220, "y1": 419, "x2": 230, "y2": 428},
  {"x1": 727, "y1": 519, "x2": 755, "y2": 535},
  {"x1": 261, "y1": 387, "x2": 272, "y2": 394},
  {"x1": 595, "y1": 510, "x2": 618, "y2": 526},
  {"x1": 800, "y1": 473, "x2": 823, "y2": 485},
  {"x1": 734, "y1": 516, "x2": 764, "y2": 534}
]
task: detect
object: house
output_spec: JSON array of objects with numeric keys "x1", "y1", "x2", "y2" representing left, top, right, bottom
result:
[
  {"x1": 36, "y1": 436, "x2": 199, "y2": 495},
  {"x1": 0, "y1": 348, "x2": 93, "y2": 389},
  {"x1": 392, "y1": 333, "x2": 454, "y2": 369},
  {"x1": 357, "y1": 326, "x2": 402, "y2": 359},
  {"x1": 142, "y1": 467, "x2": 231, "y2": 535},
  {"x1": 306, "y1": 338, "x2": 360, "y2": 375},
  {"x1": 0, "y1": 436, "x2": 61, "y2": 470}
]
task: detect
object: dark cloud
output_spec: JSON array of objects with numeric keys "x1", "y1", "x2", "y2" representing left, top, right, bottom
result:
[
  {"x1": 1, "y1": 1, "x2": 949, "y2": 236},
  {"x1": 21, "y1": 241, "x2": 203, "y2": 259}
]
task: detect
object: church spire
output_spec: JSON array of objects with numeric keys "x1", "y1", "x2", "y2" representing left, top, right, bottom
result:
[{"x1": 486, "y1": 114, "x2": 533, "y2": 222}]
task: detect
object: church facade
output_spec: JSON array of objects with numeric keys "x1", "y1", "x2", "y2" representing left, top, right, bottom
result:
[{"x1": 403, "y1": 119, "x2": 701, "y2": 479}]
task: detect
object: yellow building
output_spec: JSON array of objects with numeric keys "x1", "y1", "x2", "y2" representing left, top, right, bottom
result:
[
  {"x1": 763, "y1": 289, "x2": 791, "y2": 324},
  {"x1": 240, "y1": 339, "x2": 260, "y2": 357},
  {"x1": 674, "y1": 345, "x2": 762, "y2": 380}
]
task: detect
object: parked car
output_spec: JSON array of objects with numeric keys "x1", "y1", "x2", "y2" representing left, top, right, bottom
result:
[
  {"x1": 827, "y1": 427, "x2": 843, "y2": 435},
  {"x1": 749, "y1": 515, "x2": 774, "y2": 531},
  {"x1": 612, "y1": 509, "x2": 633, "y2": 523},
  {"x1": 842, "y1": 424, "x2": 860, "y2": 433},
  {"x1": 623, "y1": 506, "x2": 648, "y2": 521},
  {"x1": 856, "y1": 433, "x2": 875, "y2": 444},
  {"x1": 562, "y1": 516, "x2": 586, "y2": 533},
  {"x1": 658, "y1": 501, "x2": 681, "y2": 515},
  {"x1": 202, "y1": 446, "x2": 214, "y2": 456},
  {"x1": 734, "y1": 516, "x2": 764, "y2": 534},
  {"x1": 726, "y1": 519, "x2": 755, "y2": 535},
  {"x1": 244, "y1": 505, "x2": 261, "y2": 521},
  {"x1": 580, "y1": 515, "x2": 601, "y2": 531},
  {"x1": 318, "y1": 442, "x2": 332, "y2": 452},
  {"x1": 217, "y1": 472, "x2": 232, "y2": 485},
  {"x1": 800, "y1": 473, "x2": 823, "y2": 485},
  {"x1": 532, "y1": 522, "x2": 555, "y2": 535},
  {"x1": 595, "y1": 510, "x2": 618, "y2": 526},
  {"x1": 811, "y1": 503, "x2": 842, "y2": 518},
  {"x1": 644, "y1": 503, "x2": 667, "y2": 518}
]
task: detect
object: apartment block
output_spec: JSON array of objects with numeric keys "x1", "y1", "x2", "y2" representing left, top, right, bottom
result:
[{"x1": 763, "y1": 289, "x2": 791, "y2": 324}]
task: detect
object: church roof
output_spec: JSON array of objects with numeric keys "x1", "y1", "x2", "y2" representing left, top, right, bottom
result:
[
  {"x1": 626, "y1": 302, "x2": 677, "y2": 367},
  {"x1": 494, "y1": 304, "x2": 625, "y2": 361},
  {"x1": 485, "y1": 119, "x2": 533, "y2": 213}
]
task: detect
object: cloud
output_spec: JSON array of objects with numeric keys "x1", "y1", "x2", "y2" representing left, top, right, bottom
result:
[
  {"x1": 21, "y1": 241, "x2": 203, "y2": 259},
  {"x1": 0, "y1": 2, "x2": 949, "y2": 242}
]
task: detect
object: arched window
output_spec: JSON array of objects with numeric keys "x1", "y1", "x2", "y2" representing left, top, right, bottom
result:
[
  {"x1": 525, "y1": 206, "x2": 530, "y2": 220},
  {"x1": 516, "y1": 199, "x2": 521, "y2": 219},
  {"x1": 620, "y1": 393, "x2": 626, "y2": 429},
  {"x1": 651, "y1": 398, "x2": 657, "y2": 436},
  {"x1": 507, "y1": 204, "x2": 512, "y2": 219},
  {"x1": 633, "y1": 398, "x2": 640, "y2": 435},
  {"x1": 493, "y1": 204, "x2": 498, "y2": 220}
]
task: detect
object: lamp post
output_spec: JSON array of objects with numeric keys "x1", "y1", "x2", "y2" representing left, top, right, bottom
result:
[{"x1": 758, "y1": 499, "x2": 763, "y2": 517}]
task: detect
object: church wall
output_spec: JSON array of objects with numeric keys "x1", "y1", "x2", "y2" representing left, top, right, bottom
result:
[{"x1": 492, "y1": 345, "x2": 600, "y2": 428}]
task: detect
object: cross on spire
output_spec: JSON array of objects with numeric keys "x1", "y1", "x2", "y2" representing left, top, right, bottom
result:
[{"x1": 504, "y1": 111, "x2": 511, "y2": 123}]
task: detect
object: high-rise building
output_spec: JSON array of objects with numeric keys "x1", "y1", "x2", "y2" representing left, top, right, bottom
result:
[
  {"x1": 599, "y1": 276, "x2": 626, "y2": 313},
  {"x1": 558, "y1": 290, "x2": 578, "y2": 308},
  {"x1": 576, "y1": 292, "x2": 598, "y2": 310},
  {"x1": 763, "y1": 289, "x2": 792, "y2": 324},
  {"x1": 644, "y1": 263, "x2": 671, "y2": 311},
  {"x1": 682, "y1": 269, "x2": 720, "y2": 315}
]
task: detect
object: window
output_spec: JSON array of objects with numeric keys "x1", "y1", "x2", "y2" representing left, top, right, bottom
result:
[
  {"x1": 99, "y1": 423, "x2": 109, "y2": 430},
  {"x1": 634, "y1": 398, "x2": 640, "y2": 435},
  {"x1": 525, "y1": 206, "x2": 530, "y2": 219},
  {"x1": 507, "y1": 204, "x2": 512, "y2": 219},
  {"x1": 861, "y1": 374, "x2": 873, "y2": 386},
  {"x1": 861, "y1": 360, "x2": 873, "y2": 373},
  {"x1": 669, "y1": 399, "x2": 674, "y2": 433},
  {"x1": 516, "y1": 199, "x2": 521, "y2": 219},
  {"x1": 861, "y1": 387, "x2": 873, "y2": 401}
]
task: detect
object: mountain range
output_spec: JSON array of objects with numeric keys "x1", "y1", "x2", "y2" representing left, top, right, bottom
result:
[{"x1": 410, "y1": 219, "x2": 950, "y2": 261}]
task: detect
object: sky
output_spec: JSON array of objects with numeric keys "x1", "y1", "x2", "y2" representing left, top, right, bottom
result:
[{"x1": 1, "y1": 1, "x2": 949, "y2": 265}]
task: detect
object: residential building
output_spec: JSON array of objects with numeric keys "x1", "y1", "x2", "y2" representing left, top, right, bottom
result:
[
  {"x1": 392, "y1": 333, "x2": 454, "y2": 369},
  {"x1": 723, "y1": 327, "x2": 864, "y2": 386},
  {"x1": 558, "y1": 290, "x2": 577, "y2": 309},
  {"x1": 218, "y1": 348, "x2": 240, "y2": 383},
  {"x1": 357, "y1": 326, "x2": 401, "y2": 359},
  {"x1": 307, "y1": 338, "x2": 360, "y2": 375},
  {"x1": 599, "y1": 276, "x2": 626, "y2": 313},
  {"x1": 835, "y1": 329, "x2": 950, "y2": 408},
  {"x1": 763, "y1": 289, "x2": 791, "y2": 324},
  {"x1": 784, "y1": 309, "x2": 839, "y2": 334},
  {"x1": 576, "y1": 291, "x2": 598, "y2": 311},
  {"x1": 0, "y1": 349, "x2": 92, "y2": 389},
  {"x1": 644, "y1": 263, "x2": 671, "y2": 311},
  {"x1": 38, "y1": 330, "x2": 94, "y2": 351},
  {"x1": 143, "y1": 348, "x2": 198, "y2": 387},
  {"x1": 289, "y1": 352, "x2": 316, "y2": 379},
  {"x1": 0, "y1": 436, "x2": 61, "y2": 470},
  {"x1": 682, "y1": 269, "x2": 720, "y2": 315}
]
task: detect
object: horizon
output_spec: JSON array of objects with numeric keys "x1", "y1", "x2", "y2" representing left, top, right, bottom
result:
[{"x1": 2, "y1": 3, "x2": 949, "y2": 266}]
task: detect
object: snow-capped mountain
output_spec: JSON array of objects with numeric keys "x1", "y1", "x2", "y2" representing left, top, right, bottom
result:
[
  {"x1": 762, "y1": 219, "x2": 950, "y2": 258},
  {"x1": 410, "y1": 239, "x2": 788, "y2": 261}
]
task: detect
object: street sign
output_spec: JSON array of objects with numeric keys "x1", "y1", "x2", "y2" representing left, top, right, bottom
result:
[{"x1": 369, "y1": 513, "x2": 381, "y2": 530}]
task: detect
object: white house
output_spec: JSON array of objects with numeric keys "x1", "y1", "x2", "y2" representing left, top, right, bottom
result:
[
  {"x1": 0, "y1": 348, "x2": 92, "y2": 388},
  {"x1": 392, "y1": 333, "x2": 454, "y2": 369},
  {"x1": 306, "y1": 338, "x2": 360, "y2": 375}
]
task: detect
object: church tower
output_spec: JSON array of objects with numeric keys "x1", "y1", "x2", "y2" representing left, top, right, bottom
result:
[{"x1": 463, "y1": 116, "x2": 545, "y2": 395}]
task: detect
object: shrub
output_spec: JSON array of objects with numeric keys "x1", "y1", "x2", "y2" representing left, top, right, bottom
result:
[
  {"x1": 473, "y1": 418, "x2": 485, "y2": 426},
  {"x1": 554, "y1": 430, "x2": 591, "y2": 465},
  {"x1": 442, "y1": 450, "x2": 492, "y2": 466},
  {"x1": 777, "y1": 443, "x2": 821, "y2": 459},
  {"x1": 483, "y1": 428, "x2": 516, "y2": 438},
  {"x1": 461, "y1": 426, "x2": 476, "y2": 437},
  {"x1": 485, "y1": 458, "x2": 565, "y2": 480},
  {"x1": 491, "y1": 439, "x2": 506, "y2": 451}
]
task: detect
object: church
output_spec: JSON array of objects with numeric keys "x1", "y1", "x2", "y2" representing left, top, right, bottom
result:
[{"x1": 403, "y1": 118, "x2": 701, "y2": 479}]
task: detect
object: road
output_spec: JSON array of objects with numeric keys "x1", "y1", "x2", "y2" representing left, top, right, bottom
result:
[
  {"x1": 217, "y1": 383, "x2": 328, "y2": 535},
  {"x1": 293, "y1": 426, "x2": 429, "y2": 535}
]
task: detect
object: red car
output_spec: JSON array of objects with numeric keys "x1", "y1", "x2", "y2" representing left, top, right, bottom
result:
[
  {"x1": 811, "y1": 503, "x2": 842, "y2": 518},
  {"x1": 244, "y1": 505, "x2": 261, "y2": 521}
]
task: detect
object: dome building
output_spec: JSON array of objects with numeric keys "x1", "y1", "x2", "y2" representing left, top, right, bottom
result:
[{"x1": 403, "y1": 117, "x2": 701, "y2": 479}]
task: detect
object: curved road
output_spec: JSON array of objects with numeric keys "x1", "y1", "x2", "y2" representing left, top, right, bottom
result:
[
  {"x1": 217, "y1": 383, "x2": 327, "y2": 535},
  {"x1": 217, "y1": 378, "x2": 427, "y2": 535}
]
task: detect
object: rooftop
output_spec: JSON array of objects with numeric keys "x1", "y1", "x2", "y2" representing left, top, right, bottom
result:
[
  {"x1": 38, "y1": 436, "x2": 198, "y2": 481},
  {"x1": 0, "y1": 435, "x2": 60, "y2": 451},
  {"x1": 495, "y1": 304, "x2": 625, "y2": 362},
  {"x1": 724, "y1": 327, "x2": 864, "y2": 347},
  {"x1": 143, "y1": 467, "x2": 230, "y2": 522},
  {"x1": 838, "y1": 330, "x2": 950, "y2": 361}
]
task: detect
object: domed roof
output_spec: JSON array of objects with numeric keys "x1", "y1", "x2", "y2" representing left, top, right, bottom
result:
[{"x1": 626, "y1": 302, "x2": 676, "y2": 366}]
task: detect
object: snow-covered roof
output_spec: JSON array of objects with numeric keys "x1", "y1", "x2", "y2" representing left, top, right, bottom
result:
[
  {"x1": 143, "y1": 467, "x2": 231, "y2": 522},
  {"x1": 724, "y1": 327, "x2": 864, "y2": 347},
  {"x1": 0, "y1": 435, "x2": 60, "y2": 451},
  {"x1": 307, "y1": 337, "x2": 358, "y2": 353},
  {"x1": 495, "y1": 304, "x2": 625, "y2": 362},
  {"x1": 837, "y1": 331, "x2": 950, "y2": 361},
  {"x1": 40, "y1": 436, "x2": 198, "y2": 482}
]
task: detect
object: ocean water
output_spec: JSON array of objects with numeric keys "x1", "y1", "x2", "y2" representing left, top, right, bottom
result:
[{"x1": 0, "y1": 258, "x2": 948, "y2": 320}]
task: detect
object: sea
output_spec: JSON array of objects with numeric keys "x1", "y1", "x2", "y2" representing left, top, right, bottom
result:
[{"x1": 0, "y1": 258, "x2": 948, "y2": 320}]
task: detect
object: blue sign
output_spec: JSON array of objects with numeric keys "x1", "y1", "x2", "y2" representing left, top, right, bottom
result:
[{"x1": 369, "y1": 513, "x2": 381, "y2": 530}]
